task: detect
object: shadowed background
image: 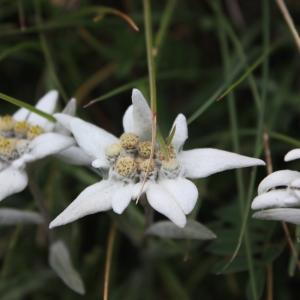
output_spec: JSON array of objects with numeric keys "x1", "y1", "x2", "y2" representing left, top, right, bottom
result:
[{"x1": 0, "y1": 0, "x2": 300, "y2": 299}]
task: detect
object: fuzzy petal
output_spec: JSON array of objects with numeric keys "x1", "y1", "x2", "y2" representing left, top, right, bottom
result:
[
  {"x1": 91, "y1": 158, "x2": 109, "y2": 169},
  {"x1": 28, "y1": 133, "x2": 74, "y2": 162},
  {"x1": 54, "y1": 99, "x2": 77, "y2": 135},
  {"x1": 146, "y1": 182, "x2": 186, "y2": 227},
  {"x1": 0, "y1": 167, "x2": 28, "y2": 201},
  {"x1": 253, "y1": 208, "x2": 300, "y2": 225},
  {"x1": 13, "y1": 107, "x2": 30, "y2": 121},
  {"x1": 159, "y1": 177, "x2": 198, "y2": 214},
  {"x1": 0, "y1": 160, "x2": 6, "y2": 171},
  {"x1": 27, "y1": 90, "x2": 58, "y2": 130},
  {"x1": 258, "y1": 170, "x2": 300, "y2": 195},
  {"x1": 54, "y1": 113, "x2": 74, "y2": 132},
  {"x1": 179, "y1": 148, "x2": 265, "y2": 179},
  {"x1": 112, "y1": 183, "x2": 135, "y2": 214},
  {"x1": 170, "y1": 114, "x2": 188, "y2": 152},
  {"x1": 50, "y1": 180, "x2": 113, "y2": 228},
  {"x1": 70, "y1": 118, "x2": 118, "y2": 159},
  {"x1": 62, "y1": 98, "x2": 76, "y2": 116},
  {"x1": 131, "y1": 89, "x2": 152, "y2": 140},
  {"x1": 58, "y1": 146, "x2": 93, "y2": 166},
  {"x1": 122, "y1": 105, "x2": 135, "y2": 133},
  {"x1": 290, "y1": 178, "x2": 300, "y2": 198},
  {"x1": 251, "y1": 190, "x2": 300, "y2": 210},
  {"x1": 284, "y1": 149, "x2": 300, "y2": 162}
]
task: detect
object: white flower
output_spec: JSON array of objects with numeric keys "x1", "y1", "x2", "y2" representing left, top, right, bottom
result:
[
  {"x1": 50, "y1": 88, "x2": 265, "y2": 228},
  {"x1": 252, "y1": 148, "x2": 300, "y2": 224},
  {"x1": 0, "y1": 91, "x2": 76, "y2": 202},
  {"x1": 54, "y1": 98, "x2": 93, "y2": 166}
]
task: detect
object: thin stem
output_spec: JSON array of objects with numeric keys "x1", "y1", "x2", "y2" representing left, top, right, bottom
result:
[
  {"x1": 266, "y1": 264, "x2": 273, "y2": 300},
  {"x1": 17, "y1": 0, "x2": 26, "y2": 30},
  {"x1": 27, "y1": 166, "x2": 54, "y2": 243},
  {"x1": 281, "y1": 223, "x2": 300, "y2": 270},
  {"x1": 216, "y1": 1, "x2": 257, "y2": 298},
  {"x1": 154, "y1": 0, "x2": 177, "y2": 57},
  {"x1": 34, "y1": 0, "x2": 68, "y2": 102},
  {"x1": 276, "y1": 0, "x2": 300, "y2": 53},
  {"x1": 103, "y1": 222, "x2": 117, "y2": 300},
  {"x1": 143, "y1": 0, "x2": 157, "y2": 114},
  {"x1": 263, "y1": 129, "x2": 273, "y2": 300},
  {"x1": 1, "y1": 225, "x2": 21, "y2": 278},
  {"x1": 263, "y1": 129, "x2": 273, "y2": 174}
]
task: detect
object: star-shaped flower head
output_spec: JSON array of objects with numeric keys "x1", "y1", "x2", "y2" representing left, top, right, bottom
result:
[
  {"x1": 0, "y1": 91, "x2": 77, "y2": 202},
  {"x1": 50, "y1": 88, "x2": 265, "y2": 228},
  {"x1": 251, "y1": 148, "x2": 300, "y2": 224}
]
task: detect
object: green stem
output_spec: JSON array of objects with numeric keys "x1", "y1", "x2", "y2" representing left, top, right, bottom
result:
[
  {"x1": 0, "y1": 92, "x2": 56, "y2": 122},
  {"x1": 143, "y1": 0, "x2": 157, "y2": 114},
  {"x1": 216, "y1": 2, "x2": 258, "y2": 299},
  {"x1": 154, "y1": 0, "x2": 177, "y2": 57}
]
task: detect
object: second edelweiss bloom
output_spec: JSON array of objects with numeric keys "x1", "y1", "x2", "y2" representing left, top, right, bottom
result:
[
  {"x1": 0, "y1": 91, "x2": 76, "y2": 202},
  {"x1": 251, "y1": 149, "x2": 300, "y2": 224},
  {"x1": 50, "y1": 89, "x2": 265, "y2": 228}
]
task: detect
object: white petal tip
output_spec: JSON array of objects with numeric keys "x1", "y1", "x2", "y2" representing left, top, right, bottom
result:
[
  {"x1": 284, "y1": 149, "x2": 300, "y2": 162},
  {"x1": 256, "y1": 159, "x2": 266, "y2": 166},
  {"x1": 49, "y1": 89, "x2": 59, "y2": 96},
  {"x1": 251, "y1": 199, "x2": 261, "y2": 210},
  {"x1": 176, "y1": 219, "x2": 187, "y2": 228},
  {"x1": 112, "y1": 207, "x2": 123, "y2": 215},
  {"x1": 132, "y1": 88, "x2": 141, "y2": 95},
  {"x1": 49, "y1": 219, "x2": 63, "y2": 229}
]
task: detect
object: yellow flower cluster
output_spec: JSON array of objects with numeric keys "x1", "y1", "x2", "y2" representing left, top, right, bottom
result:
[
  {"x1": 0, "y1": 115, "x2": 44, "y2": 140},
  {"x1": 105, "y1": 132, "x2": 177, "y2": 180}
]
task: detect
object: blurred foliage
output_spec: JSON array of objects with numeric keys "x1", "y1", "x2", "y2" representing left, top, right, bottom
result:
[{"x1": 0, "y1": 0, "x2": 300, "y2": 299}]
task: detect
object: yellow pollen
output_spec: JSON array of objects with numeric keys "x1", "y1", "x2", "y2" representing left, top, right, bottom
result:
[
  {"x1": 105, "y1": 143, "x2": 122, "y2": 157},
  {"x1": 27, "y1": 125, "x2": 43, "y2": 140},
  {"x1": 139, "y1": 158, "x2": 155, "y2": 173},
  {"x1": 0, "y1": 115, "x2": 15, "y2": 132},
  {"x1": 138, "y1": 141, "x2": 152, "y2": 158},
  {"x1": 115, "y1": 156, "x2": 137, "y2": 177},
  {"x1": 120, "y1": 133, "x2": 139, "y2": 150},
  {"x1": 161, "y1": 158, "x2": 179, "y2": 171},
  {"x1": 0, "y1": 136, "x2": 17, "y2": 157},
  {"x1": 14, "y1": 121, "x2": 29, "y2": 137}
]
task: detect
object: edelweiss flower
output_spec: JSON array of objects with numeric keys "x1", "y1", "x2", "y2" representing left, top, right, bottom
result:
[
  {"x1": 50, "y1": 89, "x2": 265, "y2": 228},
  {"x1": 252, "y1": 148, "x2": 300, "y2": 224},
  {"x1": 0, "y1": 91, "x2": 76, "y2": 202}
]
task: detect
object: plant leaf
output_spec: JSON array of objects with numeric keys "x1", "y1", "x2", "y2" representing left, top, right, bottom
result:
[
  {"x1": 0, "y1": 208, "x2": 43, "y2": 225},
  {"x1": 146, "y1": 220, "x2": 217, "y2": 240},
  {"x1": 49, "y1": 240, "x2": 85, "y2": 295},
  {"x1": 0, "y1": 92, "x2": 56, "y2": 122}
]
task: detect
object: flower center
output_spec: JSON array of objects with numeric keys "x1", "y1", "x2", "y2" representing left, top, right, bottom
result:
[
  {"x1": 115, "y1": 156, "x2": 137, "y2": 177},
  {"x1": 0, "y1": 136, "x2": 18, "y2": 161},
  {"x1": 104, "y1": 132, "x2": 181, "y2": 182},
  {"x1": 27, "y1": 125, "x2": 44, "y2": 140},
  {"x1": 120, "y1": 133, "x2": 139, "y2": 150},
  {"x1": 0, "y1": 114, "x2": 44, "y2": 161}
]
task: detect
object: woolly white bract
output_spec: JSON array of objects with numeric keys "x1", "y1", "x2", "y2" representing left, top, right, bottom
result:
[
  {"x1": 0, "y1": 91, "x2": 84, "y2": 202},
  {"x1": 252, "y1": 148, "x2": 300, "y2": 224},
  {"x1": 50, "y1": 89, "x2": 265, "y2": 228}
]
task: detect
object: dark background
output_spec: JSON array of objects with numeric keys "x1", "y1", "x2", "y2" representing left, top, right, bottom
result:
[{"x1": 0, "y1": 0, "x2": 300, "y2": 299}]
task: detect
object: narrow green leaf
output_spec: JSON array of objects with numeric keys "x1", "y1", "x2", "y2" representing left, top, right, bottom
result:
[
  {"x1": 0, "y1": 92, "x2": 56, "y2": 122},
  {"x1": 166, "y1": 125, "x2": 176, "y2": 146}
]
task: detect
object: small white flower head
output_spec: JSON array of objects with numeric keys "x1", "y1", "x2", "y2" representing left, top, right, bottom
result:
[
  {"x1": 50, "y1": 88, "x2": 265, "y2": 229},
  {"x1": 252, "y1": 149, "x2": 300, "y2": 224},
  {"x1": 0, "y1": 90, "x2": 75, "y2": 202}
]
